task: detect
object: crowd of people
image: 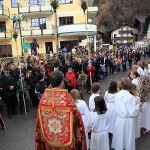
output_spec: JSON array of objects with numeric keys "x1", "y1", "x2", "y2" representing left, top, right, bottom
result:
[{"x1": 0, "y1": 47, "x2": 150, "y2": 150}]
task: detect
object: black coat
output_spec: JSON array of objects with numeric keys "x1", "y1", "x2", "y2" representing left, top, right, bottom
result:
[{"x1": 1, "y1": 74, "x2": 16, "y2": 96}]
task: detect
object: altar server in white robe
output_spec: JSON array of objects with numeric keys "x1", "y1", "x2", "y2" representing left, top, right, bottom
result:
[
  {"x1": 137, "y1": 61, "x2": 145, "y2": 76},
  {"x1": 104, "y1": 81, "x2": 118, "y2": 134},
  {"x1": 130, "y1": 70, "x2": 140, "y2": 92},
  {"x1": 87, "y1": 96, "x2": 109, "y2": 150},
  {"x1": 70, "y1": 89, "x2": 90, "y2": 148},
  {"x1": 130, "y1": 83, "x2": 141, "y2": 138},
  {"x1": 139, "y1": 76, "x2": 150, "y2": 132},
  {"x1": 89, "y1": 82, "x2": 101, "y2": 111},
  {"x1": 112, "y1": 78, "x2": 142, "y2": 150}
]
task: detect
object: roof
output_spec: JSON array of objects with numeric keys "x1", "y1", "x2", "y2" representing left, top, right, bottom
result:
[
  {"x1": 135, "y1": 16, "x2": 146, "y2": 24},
  {"x1": 109, "y1": 23, "x2": 133, "y2": 32}
]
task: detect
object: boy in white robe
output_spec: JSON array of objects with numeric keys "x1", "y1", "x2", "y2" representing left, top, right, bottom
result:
[
  {"x1": 70, "y1": 89, "x2": 90, "y2": 149},
  {"x1": 89, "y1": 82, "x2": 101, "y2": 111},
  {"x1": 87, "y1": 96, "x2": 109, "y2": 150},
  {"x1": 112, "y1": 78, "x2": 142, "y2": 150}
]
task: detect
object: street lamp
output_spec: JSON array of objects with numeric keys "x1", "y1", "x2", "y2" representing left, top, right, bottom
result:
[
  {"x1": 51, "y1": 0, "x2": 59, "y2": 58},
  {"x1": 11, "y1": 13, "x2": 27, "y2": 56},
  {"x1": 10, "y1": 13, "x2": 27, "y2": 114}
]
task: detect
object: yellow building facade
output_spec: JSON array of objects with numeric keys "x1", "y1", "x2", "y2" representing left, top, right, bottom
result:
[{"x1": 0, "y1": 0, "x2": 98, "y2": 57}]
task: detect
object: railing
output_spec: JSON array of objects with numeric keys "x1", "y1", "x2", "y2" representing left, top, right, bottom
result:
[
  {"x1": 19, "y1": 0, "x2": 52, "y2": 13},
  {"x1": 114, "y1": 36, "x2": 133, "y2": 40},
  {"x1": 0, "y1": 5, "x2": 10, "y2": 17},
  {"x1": 0, "y1": 54, "x2": 51, "y2": 68},
  {"x1": 0, "y1": 56, "x2": 24, "y2": 68},
  {"x1": 0, "y1": 28, "x2": 11, "y2": 38},
  {"x1": 21, "y1": 24, "x2": 55, "y2": 36}
]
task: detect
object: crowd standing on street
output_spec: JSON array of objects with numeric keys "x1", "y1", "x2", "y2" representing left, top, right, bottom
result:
[{"x1": 0, "y1": 46, "x2": 150, "y2": 150}]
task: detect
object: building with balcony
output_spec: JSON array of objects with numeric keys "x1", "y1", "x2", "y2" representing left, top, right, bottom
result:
[
  {"x1": 110, "y1": 24, "x2": 135, "y2": 46},
  {"x1": 0, "y1": 0, "x2": 98, "y2": 57}
]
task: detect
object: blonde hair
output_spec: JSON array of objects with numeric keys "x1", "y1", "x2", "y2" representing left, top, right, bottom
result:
[
  {"x1": 139, "y1": 76, "x2": 150, "y2": 100},
  {"x1": 137, "y1": 61, "x2": 143, "y2": 68},
  {"x1": 70, "y1": 89, "x2": 81, "y2": 102}
]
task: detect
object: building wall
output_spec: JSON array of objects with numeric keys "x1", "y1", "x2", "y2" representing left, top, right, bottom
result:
[
  {"x1": 111, "y1": 25, "x2": 133, "y2": 44},
  {"x1": 0, "y1": 0, "x2": 97, "y2": 57},
  {"x1": 147, "y1": 23, "x2": 150, "y2": 39}
]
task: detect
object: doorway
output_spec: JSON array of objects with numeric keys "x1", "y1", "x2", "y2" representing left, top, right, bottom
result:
[
  {"x1": 0, "y1": 45, "x2": 12, "y2": 57},
  {"x1": 45, "y1": 42, "x2": 53, "y2": 54}
]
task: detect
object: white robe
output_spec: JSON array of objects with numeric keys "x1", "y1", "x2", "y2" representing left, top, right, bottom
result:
[
  {"x1": 76, "y1": 99, "x2": 90, "y2": 148},
  {"x1": 87, "y1": 111, "x2": 110, "y2": 150},
  {"x1": 89, "y1": 93, "x2": 100, "y2": 111},
  {"x1": 112, "y1": 90, "x2": 140, "y2": 150},
  {"x1": 140, "y1": 102, "x2": 150, "y2": 130},
  {"x1": 137, "y1": 67, "x2": 145, "y2": 76},
  {"x1": 134, "y1": 96, "x2": 141, "y2": 138},
  {"x1": 104, "y1": 91, "x2": 117, "y2": 134},
  {"x1": 132, "y1": 78, "x2": 140, "y2": 92}
]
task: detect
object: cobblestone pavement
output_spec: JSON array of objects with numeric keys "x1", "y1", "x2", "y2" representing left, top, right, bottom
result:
[{"x1": 0, "y1": 65, "x2": 150, "y2": 150}]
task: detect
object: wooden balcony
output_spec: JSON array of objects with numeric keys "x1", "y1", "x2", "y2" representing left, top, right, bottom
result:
[
  {"x1": 21, "y1": 24, "x2": 55, "y2": 37},
  {"x1": 19, "y1": 1, "x2": 52, "y2": 16},
  {"x1": 0, "y1": 5, "x2": 10, "y2": 18},
  {"x1": 0, "y1": 29, "x2": 11, "y2": 39}
]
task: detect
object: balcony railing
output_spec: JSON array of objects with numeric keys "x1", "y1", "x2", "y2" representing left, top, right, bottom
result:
[
  {"x1": 21, "y1": 24, "x2": 55, "y2": 37},
  {"x1": 19, "y1": 1, "x2": 52, "y2": 15},
  {"x1": 0, "y1": 28, "x2": 11, "y2": 39},
  {"x1": 119, "y1": 30, "x2": 132, "y2": 34},
  {"x1": 113, "y1": 36, "x2": 133, "y2": 40},
  {"x1": 0, "y1": 5, "x2": 10, "y2": 17}
]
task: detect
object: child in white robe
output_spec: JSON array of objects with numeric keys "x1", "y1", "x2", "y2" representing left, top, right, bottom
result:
[
  {"x1": 87, "y1": 96, "x2": 109, "y2": 150},
  {"x1": 130, "y1": 83, "x2": 141, "y2": 138},
  {"x1": 89, "y1": 82, "x2": 101, "y2": 111},
  {"x1": 70, "y1": 89, "x2": 90, "y2": 149},
  {"x1": 104, "y1": 81, "x2": 118, "y2": 135},
  {"x1": 139, "y1": 76, "x2": 150, "y2": 133}
]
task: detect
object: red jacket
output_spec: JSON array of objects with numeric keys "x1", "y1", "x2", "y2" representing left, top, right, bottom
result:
[
  {"x1": 65, "y1": 72, "x2": 76, "y2": 87},
  {"x1": 86, "y1": 66, "x2": 96, "y2": 77}
]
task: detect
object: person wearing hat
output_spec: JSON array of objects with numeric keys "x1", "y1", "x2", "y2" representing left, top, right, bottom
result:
[
  {"x1": 35, "y1": 73, "x2": 46, "y2": 101},
  {"x1": 1, "y1": 66, "x2": 18, "y2": 118}
]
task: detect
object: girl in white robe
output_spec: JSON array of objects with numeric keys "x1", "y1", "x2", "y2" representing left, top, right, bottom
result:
[
  {"x1": 87, "y1": 96, "x2": 109, "y2": 150},
  {"x1": 70, "y1": 89, "x2": 90, "y2": 148},
  {"x1": 104, "y1": 81, "x2": 118, "y2": 134},
  {"x1": 112, "y1": 78, "x2": 142, "y2": 150},
  {"x1": 130, "y1": 83, "x2": 141, "y2": 138},
  {"x1": 139, "y1": 76, "x2": 150, "y2": 132}
]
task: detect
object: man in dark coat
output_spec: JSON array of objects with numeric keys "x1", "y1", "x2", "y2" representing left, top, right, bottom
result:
[{"x1": 1, "y1": 67, "x2": 18, "y2": 118}]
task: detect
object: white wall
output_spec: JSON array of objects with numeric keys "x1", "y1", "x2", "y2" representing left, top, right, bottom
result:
[{"x1": 111, "y1": 25, "x2": 133, "y2": 44}]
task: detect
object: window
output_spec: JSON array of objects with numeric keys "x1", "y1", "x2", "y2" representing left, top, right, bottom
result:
[
  {"x1": 59, "y1": 17, "x2": 73, "y2": 26},
  {"x1": 58, "y1": 0, "x2": 73, "y2": 4},
  {"x1": 0, "y1": 45, "x2": 12, "y2": 57},
  {"x1": 0, "y1": 0, "x2": 3, "y2": 9},
  {"x1": 11, "y1": 0, "x2": 18, "y2": 8},
  {"x1": 30, "y1": 0, "x2": 45, "y2": 6},
  {"x1": 31, "y1": 18, "x2": 46, "y2": 29},
  {"x1": 0, "y1": 21, "x2": 6, "y2": 32}
]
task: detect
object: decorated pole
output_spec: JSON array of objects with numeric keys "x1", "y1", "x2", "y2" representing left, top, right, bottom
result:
[
  {"x1": 81, "y1": 0, "x2": 92, "y2": 90},
  {"x1": 11, "y1": 19, "x2": 27, "y2": 114},
  {"x1": 51, "y1": 0, "x2": 59, "y2": 58}
]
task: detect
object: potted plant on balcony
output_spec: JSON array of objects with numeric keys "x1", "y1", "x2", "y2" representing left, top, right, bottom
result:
[
  {"x1": 81, "y1": 0, "x2": 87, "y2": 14},
  {"x1": 51, "y1": 0, "x2": 59, "y2": 13}
]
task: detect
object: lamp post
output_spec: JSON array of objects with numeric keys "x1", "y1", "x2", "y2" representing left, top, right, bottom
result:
[
  {"x1": 81, "y1": 0, "x2": 92, "y2": 91},
  {"x1": 11, "y1": 13, "x2": 27, "y2": 56},
  {"x1": 51, "y1": 0, "x2": 59, "y2": 58},
  {"x1": 11, "y1": 13, "x2": 27, "y2": 114}
]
